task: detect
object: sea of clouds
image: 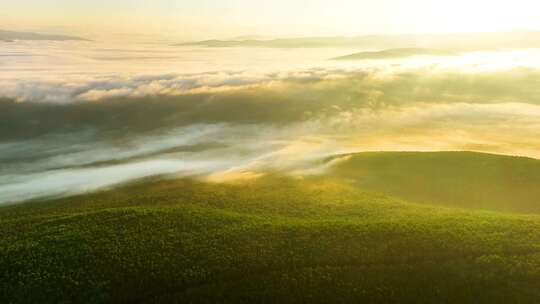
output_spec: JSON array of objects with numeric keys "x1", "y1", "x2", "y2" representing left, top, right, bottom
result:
[{"x1": 1, "y1": 40, "x2": 540, "y2": 203}]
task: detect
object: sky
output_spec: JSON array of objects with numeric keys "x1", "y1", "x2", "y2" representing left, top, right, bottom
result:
[{"x1": 3, "y1": 0, "x2": 540, "y2": 40}]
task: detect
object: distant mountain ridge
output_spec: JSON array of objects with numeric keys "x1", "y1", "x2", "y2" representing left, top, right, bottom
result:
[
  {"x1": 180, "y1": 32, "x2": 540, "y2": 50},
  {"x1": 0, "y1": 30, "x2": 88, "y2": 41},
  {"x1": 333, "y1": 48, "x2": 458, "y2": 60}
]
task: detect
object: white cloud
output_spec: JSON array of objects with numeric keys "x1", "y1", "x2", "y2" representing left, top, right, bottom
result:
[{"x1": 2, "y1": 41, "x2": 540, "y2": 203}]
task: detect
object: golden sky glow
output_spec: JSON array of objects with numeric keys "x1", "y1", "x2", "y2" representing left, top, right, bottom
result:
[{"x1": 3, "y1": 0, "x2": 540, "y2": 39}]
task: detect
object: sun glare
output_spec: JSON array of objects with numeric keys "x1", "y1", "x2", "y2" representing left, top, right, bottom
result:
[{"x1": 421, "y1": 0, "x2": 540, "y2": 33}]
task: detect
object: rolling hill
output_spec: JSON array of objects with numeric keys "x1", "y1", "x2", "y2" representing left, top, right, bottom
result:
[
  {"x1": 1, "y1": 152, "x2": 540, "y2": 303},
  {"x1": 328, "y1": 151, "x2": 540, "y2": 213}
]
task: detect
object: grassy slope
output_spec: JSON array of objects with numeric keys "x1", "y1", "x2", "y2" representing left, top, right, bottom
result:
[
  {"x1": 330, "y1": 151, "x2": 540, "y2": 214},
  {"x1": 1, "y1": 152, "x2": 540, "y2": 303}
]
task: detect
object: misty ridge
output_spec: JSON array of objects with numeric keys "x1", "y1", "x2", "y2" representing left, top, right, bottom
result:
[
  {"x1": 0, "y1": 29, "x2": 88, "y2": 42},
  {"x1": 180, "y1": 32, "x2": 540, "y2": 50},
  {"x1": 332, "y1": 48, "x2": 459, "y2": 60}
]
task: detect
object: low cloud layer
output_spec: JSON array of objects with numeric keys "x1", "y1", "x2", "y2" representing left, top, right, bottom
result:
[
  {"x1": 2, "y1": 41, "x2": 540, "y2": 203},
  {"x1": 2, "y1": 66, "x2": 540, "y2": 141}
]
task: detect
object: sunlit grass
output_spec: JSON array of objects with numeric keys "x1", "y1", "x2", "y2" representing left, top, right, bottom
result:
[{"x1": 2, "y1": 152, "x2": 540, "y2": 303}]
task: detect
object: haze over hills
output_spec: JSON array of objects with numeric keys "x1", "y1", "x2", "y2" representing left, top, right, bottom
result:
[
  {"x1": 0, "y1": 29, "x2": 88, "y2": 41},
  {"x1": 180, "y1": 32, "x2": 540, "y2": 50},
  {"x1": 2, "y1": 47, "x2": 540, "y2": 203}
]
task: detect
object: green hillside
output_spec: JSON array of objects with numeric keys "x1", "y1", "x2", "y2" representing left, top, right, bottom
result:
[
  {"x1": 329, "y1": 152, "x2": 540, "y2": 213},
  {"x1": 2, "y1": 152, "x2": 540, "y2": 303}
]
